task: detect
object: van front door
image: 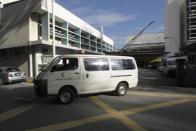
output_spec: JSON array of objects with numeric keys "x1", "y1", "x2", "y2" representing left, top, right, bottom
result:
[
  {"x1": 82, "y1": 58, "x2": 110, "y2": 93},
  {"x1": 47, "y1": 57, "x2": 81, "y2": 95}
]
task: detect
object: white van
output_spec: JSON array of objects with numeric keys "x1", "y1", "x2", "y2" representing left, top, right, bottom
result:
[{"x1": 34, "y1": 55, "x2": 138, "y2": 104}]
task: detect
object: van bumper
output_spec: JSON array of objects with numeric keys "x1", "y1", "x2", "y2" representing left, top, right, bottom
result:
[{"x1": 34, "y1": 79, "x2": 48, "y2": 98}]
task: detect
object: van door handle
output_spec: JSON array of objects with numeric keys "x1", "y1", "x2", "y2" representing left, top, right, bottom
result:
[
  {"x1": 86, "y1": 73, "x2": 89, "y2": 78},
  {"x1": 74, "y1": 72, "x2": 80, "y2": 74}
]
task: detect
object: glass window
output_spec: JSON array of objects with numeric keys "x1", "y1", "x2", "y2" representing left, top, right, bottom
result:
[
  {"x1": 111, "y1": 59, "x2": 135, "y2": 70},
  {"x1": 111, "y1": 59, "x2": 123, "y2": 70},
  {"x1": 100, "y1": 58, "x2": 109, "y2": 71},
  {"x1": 52, "y1": 58, "x2": 78, "y2": 72},
  {"x1": 84, "y1": 58, "x2": 99, "y2": 71},
  {"x1": 84, "y1": 58, "x2": 109, "y2": 71},
  {"x1": 122, "y1": 59, "x2": 135, "y2": 70}
]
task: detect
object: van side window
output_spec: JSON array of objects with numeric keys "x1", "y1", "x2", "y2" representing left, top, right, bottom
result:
[
  {"x1": 111, "y1": 59, "x2": 135, "y2": 70},
  {"x1": 122, "y1": 59, "x2": 135, "y2": 70},
  {"x1": 84, "y1": 58, "x2": 109, "y2": 71},
  {"x1": 110, "y1": 59, "x2": 123, "y2": 70},
  {"x1": 52, "y1": 58, "x2": 78, "y2": 72},
  {"x1": 100, "y1": 58, "x2": 109, "y2": 70},
  {"x1": 0, "y1": 68, "x2": 2, "y2": 72}
]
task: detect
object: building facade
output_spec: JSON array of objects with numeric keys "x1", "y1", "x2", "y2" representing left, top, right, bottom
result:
[
  {"x1": 166, "y1": 0, "x2": 196, "y2": 86},
  {"x1": 126, "y1": 33, "x2": 165, "y2": 53},
  {"x1": 125, "y1": 33, "x2": 166, "y2": 67},
  {"x1": 0, "y1": 0, "x2": 114, "y2": 77}
]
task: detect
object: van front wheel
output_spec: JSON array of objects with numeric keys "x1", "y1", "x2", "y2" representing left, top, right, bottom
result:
[
  {"x1": 116, "y1": 83, "x2": 128, "y2": 96},
  {"x1": 57, "y1": 88, "x2": 74, "y2": 104}
]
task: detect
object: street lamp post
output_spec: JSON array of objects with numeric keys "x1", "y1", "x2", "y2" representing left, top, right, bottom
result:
[{"x1": 0, "y1": 2, "x2": 2, "y2": 25}]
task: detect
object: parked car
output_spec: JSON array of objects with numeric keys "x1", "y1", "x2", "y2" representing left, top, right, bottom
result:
[{"x1": 0, "y1": 67, "x2": 26, "y2": 85}]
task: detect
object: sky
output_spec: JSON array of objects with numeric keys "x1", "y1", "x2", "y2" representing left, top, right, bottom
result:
[{"x1": 56, "y1": 0, "x2": 166, "y2": 49}]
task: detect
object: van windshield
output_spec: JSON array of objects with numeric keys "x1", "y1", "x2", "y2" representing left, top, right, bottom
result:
[{"x1": 41, "y1": 56, "x2": 60, "y2": 72}]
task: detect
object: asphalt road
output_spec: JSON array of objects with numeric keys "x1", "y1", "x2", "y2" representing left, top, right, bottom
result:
[
  {"x1": 0, "y1": 69, "x2": 196, "y2": 131},
  {"x1": 0, "y1": 82, "x2": 196, "y2": 131}
]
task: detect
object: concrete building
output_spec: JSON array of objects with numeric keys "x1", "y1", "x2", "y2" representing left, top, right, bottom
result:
[
  {"x1": 0, "y1": 0, "x2": 114, "y2": 77},
  {"x1": 166, "y1": 0, "x2": 196, "y2": 86},
  {"x1": 125, "y1": 33, "x2": 166, "y2": 67},
  {"x1": 126, "y1": 33, "x2": 165, "y2": 54}
]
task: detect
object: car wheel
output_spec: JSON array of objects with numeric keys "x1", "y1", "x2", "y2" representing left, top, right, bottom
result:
[
  {"x1": 116, "y1": 83, "x2": 128, "y2": 96},
  {"x1": 57, "y1": 88, "x2": 74, "y2": 104}
]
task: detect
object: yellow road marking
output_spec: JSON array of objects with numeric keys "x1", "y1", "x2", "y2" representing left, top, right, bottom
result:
[
  {"x1": 127, "y1": 91, "x2": 196, "y2": 99},
  {"x1": 27, "y1": 114, "x2": 112, "y2": 131},
  {"x1": 0, "y1": 103, "x2": 40, "y2": 122},
  {"x1": 91, "y1": 96, "x2": 147, "y2": 131},
  {"x1": 27, "y1": 96, "x2": 196, "y2": 131},
  {"x1": 121, "y1": 98, "x2": 194, "y2": 115}
]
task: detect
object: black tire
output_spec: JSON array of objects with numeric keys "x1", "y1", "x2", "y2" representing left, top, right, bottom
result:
[
  {"x1": 57, "y1": 88, "x2": 74, "y2": 104},
  {"x1": 116, "y1": 83, "x2": 128, "y2": 96}
]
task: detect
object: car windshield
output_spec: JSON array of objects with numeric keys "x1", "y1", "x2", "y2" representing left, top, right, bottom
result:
[
  {"x1": 41, "y1": 56, "x2": 60, "y2": 72},
  {"x1": 5, "y1": 68, "x2": 21, "y2": 72}
]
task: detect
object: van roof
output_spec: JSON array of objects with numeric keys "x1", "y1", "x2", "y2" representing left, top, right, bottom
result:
[{"x1": 58, "y1": 54, "x2": 134, "y2": 59}]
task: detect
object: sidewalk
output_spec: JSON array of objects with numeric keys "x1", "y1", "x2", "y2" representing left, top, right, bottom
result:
[{"x1": 132, "y1": 69, "x2": 196, "y2": 94}]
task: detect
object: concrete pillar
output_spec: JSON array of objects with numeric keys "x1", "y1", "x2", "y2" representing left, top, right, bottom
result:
[{"x1": 29, "y1": 49, "x2": 33, "y2": 77}]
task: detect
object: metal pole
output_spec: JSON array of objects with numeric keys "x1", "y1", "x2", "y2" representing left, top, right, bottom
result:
[
  {"x1": 122, "y1": 21, "x2": 154, "y2": 50},
  {"x1": 0, "y1": 2, "x2": 2, "y2": 25},
  {"x1": 52, "y1": 0, "x2": 56, "y2": 58},
  {"x1": 100, "y1": 26, "x2": 104, "y2": 52}
]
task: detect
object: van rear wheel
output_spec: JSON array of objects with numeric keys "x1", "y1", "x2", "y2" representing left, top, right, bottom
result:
[
  {"x1": 116, "y1": 83, "x2": 128, "y2": 96},
  {"x1": 57, "y1": 88, "x2": 74, "y2": 104}
]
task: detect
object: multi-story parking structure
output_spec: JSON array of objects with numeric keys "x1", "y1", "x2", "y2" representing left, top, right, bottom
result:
[{"x1": 0, "y1": 0, "x2": 114, "y2": 77}]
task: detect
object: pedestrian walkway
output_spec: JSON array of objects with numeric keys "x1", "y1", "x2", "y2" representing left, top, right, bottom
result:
[{"x1": 136, "y1": 69, "x2": 196, "y2": 94}]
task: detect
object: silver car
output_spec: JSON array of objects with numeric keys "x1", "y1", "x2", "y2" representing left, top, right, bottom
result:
[{"x1": 0, "y1": 67, "x2": 26, "y2": 85}]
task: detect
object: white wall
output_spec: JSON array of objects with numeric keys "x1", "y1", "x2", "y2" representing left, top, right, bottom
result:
[
  {"x1": 165, "y1": 0, "x2": 181, "y2": 56},
  {"x1": 0, "y1": 0, "x2": 40, "y2": 49},
  {"x1": 41, "y1": 0, "x2": 113, "y2": 46}
]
